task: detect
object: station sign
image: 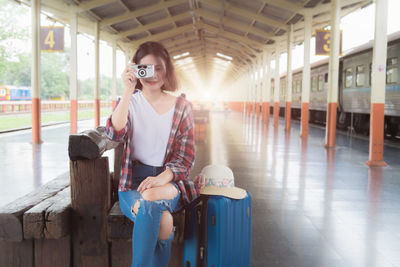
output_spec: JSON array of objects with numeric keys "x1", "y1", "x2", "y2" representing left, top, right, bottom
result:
[
  {"x1": 315, "y1": 29, "x2": 342, "y2": 56},
  {"x1": 40, "y1": 26, "x2": 64, "y2": 52}
]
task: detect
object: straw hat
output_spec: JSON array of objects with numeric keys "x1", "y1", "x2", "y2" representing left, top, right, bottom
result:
[{"x1": 198, "y1": 165, "x2": 247, "y2": 199}]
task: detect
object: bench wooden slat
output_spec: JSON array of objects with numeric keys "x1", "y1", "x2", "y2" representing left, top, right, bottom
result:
[
  {"x1": 107, "y1": 201, "x2": 133, "y2": 241},
  {"x1": 0, "y1": 239, "x2": 33, "y2": 267},
  {"x1": 34, "y1": 236, "x2": 71, "y2": 267},
  {"x1": 23, "y1": 187, "x2": 71, "y2": 239},
  {"x1": 107, "y1": 201, "x2": 185, "y2": 267},
  {"x1": 0, "y1": 172, "x2": 69, "y2": 242}
]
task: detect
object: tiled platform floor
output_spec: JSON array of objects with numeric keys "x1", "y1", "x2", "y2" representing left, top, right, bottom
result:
[
  {"x1": 193, "y1": 112, "x2": 400, "y2": 267},
  {"x1": 1, "y1": 111, "x2": 400, "y2": 267}
]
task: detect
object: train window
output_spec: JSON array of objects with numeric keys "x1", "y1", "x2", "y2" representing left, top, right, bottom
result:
[
  {"x1": 292, "y1": 81, "x2": 296, "y2": 93},
  {"x1": 318, "y1": 75, "x2": 324, "y2": 91},
  {"x1": 311, "y1": 76, "x2": 318, "y2": 92},
  {"x1": 0, "y1": 89, "x2": 6, "y2": 95},
  {"x1": 297, "y1": 80, "x2": 301, "y2": 93},
  {"x1": 356, "y1": 65, "x2": 365, "y2": 87},
  {"x1": 345, "y1": 68, "x2": 353, "y2": 88},
  {"x1": 387, "y1": 67, "x2": 398, "y2": 84},
  {"x1": 386, "y1": 57, "x2": 398, "y2": 84},
  {"x1": 299, "y1": 80, "x2": 302, "y2": 93},
  {"x1": 369, "y1": 63, "x2": 372, "y2": 85},
  {"x1": 324, "y1": 73, "x2": 328, "y2": 83},
  {"x1": 387, "y1": 57, "x2": 398, "y2": 66}
]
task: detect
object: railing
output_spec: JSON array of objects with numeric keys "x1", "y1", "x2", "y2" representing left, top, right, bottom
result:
[{"x1": 0, "y1": 100, "x2": 112, "y2": 114}]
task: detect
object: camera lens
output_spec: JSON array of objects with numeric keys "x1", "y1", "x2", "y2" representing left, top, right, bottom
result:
[{"x1": 138, "y1": 69, "x2": 146, "y2": 77}]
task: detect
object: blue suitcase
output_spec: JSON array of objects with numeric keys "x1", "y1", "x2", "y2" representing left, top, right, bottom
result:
[{"x1": 183, "y1": 192, "x2": 252, "y2": 267}]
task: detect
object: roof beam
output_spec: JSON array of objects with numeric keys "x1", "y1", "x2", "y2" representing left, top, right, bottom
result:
[
  {"x1": 206, "y1": 37, "x2": 256, "y2": 59},
  {"x1": 163, "y1": 36, "x2": 200, "y2": 49},
  {"x1": 260, "y1": 0, "x2": 304, "y2": 14},
  {"x1": 99, "y1": 0, "x2": 186, "y2": 28},
  {"x1": 168, "y1": 37, "x2": 253, "y2": 63},
  {"x1": 195, "y1": 9, "x2": 274, "y2": 42},
  {"x1": 175, "y1": 47, "x2": 245, "y2": 69},
  {"x1": 172, "y1": 43, "x2": 247, "y2": 66},
  {"x1": 121, "y1": 12, "x2": 191, "y2": 38},
  {"x1": 200, "y1": 0, "x2": 289, "y2": 32},
  {"x1": 78, "y1": 0, "x2": 115, "y2": 11},
  {"x1": 201, "y1": 23, "x2": 262, "y2": 50},
  {"x1": 133, "y1": 24, "x2": 193, "y2": 45},
  {"x1": 310, "y1": 0, "x2": 371, "y2": 16}
]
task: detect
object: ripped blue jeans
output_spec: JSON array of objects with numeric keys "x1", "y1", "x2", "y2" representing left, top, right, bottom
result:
[{"x1": 118, "y1": 161, "x2": 181, "y2": 267}]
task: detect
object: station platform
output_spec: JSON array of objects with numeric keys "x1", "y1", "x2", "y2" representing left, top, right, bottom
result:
[{"x1": 1, "y1": 111, "x2": 400, "y2": 267}]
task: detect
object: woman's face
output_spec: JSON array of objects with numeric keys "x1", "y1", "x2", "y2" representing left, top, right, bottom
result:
[{"x1": 139, "y1": 54, "x2": 166, "y2": 91}]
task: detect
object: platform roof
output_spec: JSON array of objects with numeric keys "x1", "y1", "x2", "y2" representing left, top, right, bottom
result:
[{"x1": 22, "y1": 0, "x2": 372, "y2": 84}]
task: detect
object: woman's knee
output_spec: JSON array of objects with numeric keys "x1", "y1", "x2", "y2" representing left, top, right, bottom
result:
[
  {"x1": 131, "y1": 200, "x2": 140, "y2": 216},
  {"x1": 141, "y1": 184, "x2": 179, "y2": 201},
  {"x1": 158, "y1": 210, "x2": 173, "y2": 240}
]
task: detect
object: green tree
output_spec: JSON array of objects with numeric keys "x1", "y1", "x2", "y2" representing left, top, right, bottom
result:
[
  {"x1": 0, "y1": 0, "x2": 30, "y2": 84},
  {"x1": 41, "y1": 51, "x2": 69, "y2": 99},
  {"x1": 78, "y1": 75, "x2": 120, "y2": 100}
]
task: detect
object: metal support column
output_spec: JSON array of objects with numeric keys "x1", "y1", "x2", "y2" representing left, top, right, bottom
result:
[
  {"x1": 366, "y1": 0, "x2": 388, "y2": 166},
  {"x1": 324, "y1": 0, "x2": 341, "y2": 148},
  {"x1": 301, "y1": 11, "x2": 312, "y2": 138},
  {"x1": 112, "y1": 40, "x2": 117, "y2": 110},
  {"x1": 256, "y1": 59, "x2": 262, "y2": 119},
  {"x1": 285, "y1": 24, "x2": 293, "y2": 131},
  {"x1": 274, "y1": 42, "x2": 280, "y2": 127},
  {"x1": 31, "y1": 0, "x2": 41, "y2": 144},
  {"x1": 70, "y1": 13, "x2": 78, "y2": 134},
  {"x1": 94, "y1": 21, "x2": 100, "y2": 127},
  {"x1": 264, "y1": 50, "x2": 271, "y2": 125}
]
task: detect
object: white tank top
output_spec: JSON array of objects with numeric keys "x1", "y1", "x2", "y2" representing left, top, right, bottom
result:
[{"x1": 129, "y1": 91, "x2": 174, "y2": 167}]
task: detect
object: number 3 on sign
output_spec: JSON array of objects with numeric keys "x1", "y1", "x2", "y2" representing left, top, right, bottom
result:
[
  {"x1": 45, "y1": 30, "x2": 55, "y2": 49},
  {"x1": 323, "y1": 33, "x2": 331, "y2": 53}
]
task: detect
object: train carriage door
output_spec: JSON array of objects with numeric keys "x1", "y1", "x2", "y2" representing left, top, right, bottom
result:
[{"x1": 338, "y1": 60, "x2": 344, "y2": 112}]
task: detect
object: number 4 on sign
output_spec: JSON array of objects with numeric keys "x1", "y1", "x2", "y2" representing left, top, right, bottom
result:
[
  {"x1": 40, "y1": 26, "x2": 64, "y2": 52},
  {"x1": 45, "y1": 30, "x2": 55, "y2": 49}
]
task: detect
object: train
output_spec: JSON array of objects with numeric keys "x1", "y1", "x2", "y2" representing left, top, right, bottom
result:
[
  {"x1": 274, "y1": 31, "x2": 400, "y2": 138},
  {"x1": 0, "y1": 85, "x2": 32, "y2": 101}
]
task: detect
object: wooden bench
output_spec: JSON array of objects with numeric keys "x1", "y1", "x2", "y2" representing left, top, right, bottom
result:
[
  {"x1": 0, "y1": 172, "x2": 71, "y2": 267},
  {"x1": 0, "y1": 127, "x2": 185, "y2": 267}
]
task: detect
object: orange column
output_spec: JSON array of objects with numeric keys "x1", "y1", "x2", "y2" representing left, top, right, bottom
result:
[
  {"x1": 366, "y1": 104, "x2": 386, "y2": 166},
  {"x1": 31, "y1": 0, "x2": 41, "y2": 144},
  {"x1": 285, "y1": 102, "x2": 291, "y2": 131},
  {"x1": 32, "y1": 98, "x2": 41, "y2": 144},
  {"x1": 95, "y1": 99, "x2": 100, "y2": 127},
  {"x1": 273, "y1": 41, "x2": 280, "y2": 128},
  {"x1": 324, "y1": 103, "x2": 337, "y2": 148},
  {"x1": 94, "y1": 21, "x2": 100, "y2": 128},
  {"x1": 70, "y1": 13, "x2": 78, "y2": 134},
  {"x1": 300, "y1": 102, "x2": 309, "y2": 138},
  {"x1": 324, "y1": 0, "x2": 340, "y2": 148},
  {"x1": 70, "y1": 99, "x2": 77, "y2": 134},
  {"x1": 273, "y1": 102, "x2": 279, "y2": 127},
  {"x1": 366, "y1": 0, "x2": 388, "y2": 166},
  {"x1": 301, "y1": 12, "x2": 311, "y2": 138},
  {"x1": 264, "y1": 102, "x2": 270, "y2": 125},
  {"x1": 285, "y1": 24, "x2": 293, "y2": 131}
]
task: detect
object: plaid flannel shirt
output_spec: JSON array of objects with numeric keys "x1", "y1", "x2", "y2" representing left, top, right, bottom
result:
[{"x1": 105, "y1": 93, "x2": 196, "y2": 204}]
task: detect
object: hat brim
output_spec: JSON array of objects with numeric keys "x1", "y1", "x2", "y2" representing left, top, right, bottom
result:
[{"x1": 200, "y1": 186, "x2": 247, "y2": 199}]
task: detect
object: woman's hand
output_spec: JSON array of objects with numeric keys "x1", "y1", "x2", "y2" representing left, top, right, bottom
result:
[
  {"x1": 121, "y1": 62, "x2": 137, "y2": 94},
  {"x1": 137, "y1": 176, "x2": 167, "y2": 194},
  {"x1": 137, "y1": 168, "x2": 174, "y2": 194}
]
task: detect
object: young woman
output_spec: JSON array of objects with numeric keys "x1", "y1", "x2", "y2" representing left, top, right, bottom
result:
[{"x1": 105, "y1": 41, "x2": 195, "y2": 267}]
